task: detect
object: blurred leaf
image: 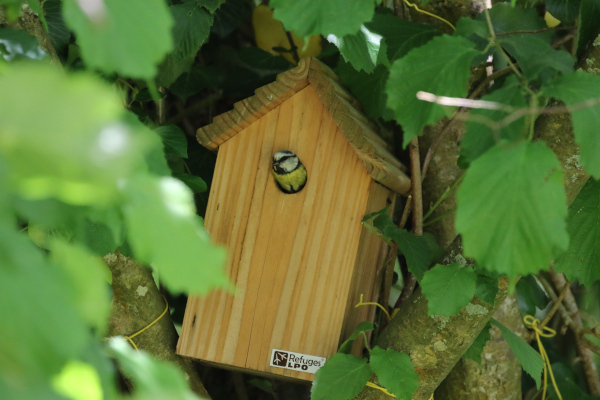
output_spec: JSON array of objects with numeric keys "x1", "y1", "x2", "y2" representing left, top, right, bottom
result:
[
  {"x1": 271, "y1": 0, "x2": 375, "y2": 37},
  {"x1": 366, "y1": 13, "x2": 439, "y2": 62},
  {"x1": 134, "y1": 88, "x2": 166, "y2": 102},
  {"x1": 0, "y1": 65, "x2": 153, "y2": 206},
  {"x1": 50, "y1": 240, "x2": 111, "y2": 332},
  {"x1": 462, "y1": 322, "x2": 492, "y2": 363},
  {"x1": 338, "y1": 321, "x2": 374, "y2": 354},
  {"x1": 108, "y1": 338, "x2": 202, "y2": 400},
  {"x1": 0, "y1": 228, "x2": 88, "y2": 393},
  {"x1": 155, "y1": 125, "x2": 188, "y2": 158},
  {"x1": 421, "y1": 263, "x2": 477, "y2": 316},
  {"x1": 555, "y1": 178, "x2": 600, "y2": 286},
  {"x1": 456, "y1": 141, "x2": 568, "y2": 282},
  {"x1": 173, "y1": 173, "x2": 208, "y2": 193},
  {"x1": 369, "y1": 346, "x2": 419, "y2": 400},
  {"x1": 62, "y1": 0, "x2": 173, "y2": 78},
  {"x1": 491, "y1": 318, "x2": 544, "y2": 387},
  {"x1": 542, "y1": 71, "x2": 600, "y2": 178},
  {"x1": 311, "y1": 353, "x2": 372, "y2": 400},
  {"x1": 170, "y1": 65, "x2": 222, "y2": 101},
  {"x1": 386, "y1": 35, "x2": 479, "y2": 147},
  {"x1": 52, "y1": 361, "x2": 103, "y2": 400},
  {"x1": 122, "y1": 176, "x2": 228, "y2": 294},
  {"x1": 186, "y1": 0, "x2": 221, "y2": 13},
  {"x1": 459, "y1": 78, "x2": 528, "y2": 166},
  {"x1": 170, "y1": 2, "x2": 213, "y2": 62},
  {"x1": 577, "y1": 0, "x2": 600, "y2": 57},
  {"x1": 475, "y1": 274, "x2": 499, "y2": 305},
  {"x1": 0, "y1": 28, "x2": 48, "y2": 61}
]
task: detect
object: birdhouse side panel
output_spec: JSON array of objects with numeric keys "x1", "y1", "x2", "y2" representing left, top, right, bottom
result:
[{"x1": 341, "y1": 181, "x2": 396, "y2": 356}]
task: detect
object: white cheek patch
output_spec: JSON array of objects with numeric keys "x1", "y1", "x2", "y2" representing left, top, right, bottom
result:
[{"x1": 281, "y1": 157, "x2": 298, "y2": 172}]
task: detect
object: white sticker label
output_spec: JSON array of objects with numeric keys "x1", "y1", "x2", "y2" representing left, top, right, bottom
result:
[{"x1": 269, "y1": 349, "x2": 326, "y2": 374}]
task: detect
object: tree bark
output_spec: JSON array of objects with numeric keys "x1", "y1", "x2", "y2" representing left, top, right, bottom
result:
[{"x1": 104, "y1": 252, "x2": 212, "y2": 399}]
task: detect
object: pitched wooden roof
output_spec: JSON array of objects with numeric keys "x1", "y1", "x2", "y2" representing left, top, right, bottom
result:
[{"x1": 196, "y1": 57, "x2": 411, "y2": 195}]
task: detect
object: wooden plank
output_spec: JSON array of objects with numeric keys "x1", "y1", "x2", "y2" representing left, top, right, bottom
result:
[{"x1": 178, "y1": 85, "x2": 374, "y2": 381}]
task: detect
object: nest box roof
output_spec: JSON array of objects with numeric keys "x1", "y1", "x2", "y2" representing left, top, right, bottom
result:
[{"x1": 196, "y1": 57, "x2": 411, "y2": 195}]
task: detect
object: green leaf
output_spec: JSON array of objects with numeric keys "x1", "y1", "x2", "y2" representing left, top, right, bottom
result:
[
  {"x1": 328, "y1": 25, "x2": 384, "y2": 73},
  {"x1": 456, "y1": 141, "x2": 569, "y2": 281},
  {"x1": 475, "y1": 274, "x2": 498, "y2": 305},
  {"x1": 211, "y1": 0, "x2": 252, "y2": 38},
  {"x1": 49, "y1": 240, "x2": 111, "y2": 332},
  {"x1": 542, "y1": 71, "x2": 600, "y2": 178},
  {"x1": 338, "y1": 321, "x2": 374, "y2": 354},
  {"x1": 499, "y1": 36, "x2": 573, "y2": 81},
  {"x1": 173, "y1": 173, "x2": 208, "y2": 193},
  {"x1": 421, "y1": 263, "x2": 477, "y2": 316},
  {"x1": 43, "y1": 0, "x2": 71, "y2": 56},
  {"x1": 0, "y1": 65, "x2": 153, "y2": 206},
  {"x1": 545, "y1": 0, "x2": 581, "y2": 22},
  {"x1": 577, "y1": 0, "x2": 600, "y2": 57},
  {"x1": 51, "y1": 361, "x2": 103, "y2": 400},
  {"x1": 516, "y1": 275, "x2": 549, "y2": 316},
  {"x1": 386, "y1": 35, "x2": 479, "y2": 147},
  {"x1": 170, "y1": 2, "x2": 213, "y2": 62},
  {"x1": 490, "y1": 318, "x2": 544, "y2": 388},
  {"x1": 170, "y1": 65, "x2": 222, "y2": 101},
  {"x1": 366, "y1": 210, "x2": 433, "y2": 281},
  {"x1": 459, "y1": 79, "x2": 527, "y2": 166},
  {"x1": 155, "y1": 125, "x2": 188, "y2": 158},
  {"x1": 462, "y1": 322, "x2": 491, "y2": 363},
  {"x1": 454, "y1": 17, "x2": 489, "y2": 39},
  {"x1": 270, "y1": 0, "x2": 375, "y2": 37},
  {"x1": 554, "y1": 178, "x2": 600, "y2": 286},
  {"x1": 311, "y1": 353, "x2": 372, "y2": 400},
  {"x1": 337, "y1": 62, "x2": 394, "y2": 121},
  {"x1": 0, "y1": 28, "x2": 48, "y2": 61},
  {"x1": 0, "y1": 227, "x2": 88, "y2": 383},
  {"x1": 156, "y1": 53, "x2": 196, "y2": 89},
  {"x1": 107, "y1": 338, "x2": 202, "y2": 400},
  {"x1": 62, "y1": 0, "x2": 173, "y2": 78},
  {"x1": 485, "y1": 4, "x2": 548, "y2": 36},
  {"x1": 366, "y1": 13, "x2": 439, "y2": 62},
  {"x1": 122, "y1": 176, "x2": 228, "y2": 294},
  {"x1": 186, "y1": 0, "x2": 221, "y2": 13},
  {"x1": 369, "y1": 347, "x2": 419, "y2": 400}
]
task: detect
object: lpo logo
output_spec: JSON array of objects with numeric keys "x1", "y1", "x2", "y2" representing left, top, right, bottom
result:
[
  {"x1": 269, "y1": 349, "x2": 326, "y2": 374},
  {"x1": 272, "y1": 350, "x2": 289, "y2": 367}
]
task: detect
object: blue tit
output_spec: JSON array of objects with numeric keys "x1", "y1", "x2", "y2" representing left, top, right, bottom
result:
[{"x1": 271, "y1": 150, "x2": 308, "y2": 194}]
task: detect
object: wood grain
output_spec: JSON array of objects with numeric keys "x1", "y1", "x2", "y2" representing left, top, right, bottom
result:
[
  {"x1": 178, "y1": 85, "x2": 393, "y2": 381},
  {"x1": 196, "y1": 57, "x2": 411, "y2": 195}
]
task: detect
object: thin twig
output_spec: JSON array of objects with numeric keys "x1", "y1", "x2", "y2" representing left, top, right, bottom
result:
[
  {"x1": 166, "y1": 90, "x2": 223, "y2": 124},
  {"x1": 539, "y1": 280, "x2": 571, "y2": 330},
  {"x1": 394, "y1": 137, "x2": 423, "y2": 310},
  {"x1": 495, "y1": 26, "x2": 568, "y2": 36},
  {"x1": 468, "y1": 65, "x2": 514, "y2": 100},
  {"x1": 549, "y1": 273, "x2": 600, "y2": 396},
  {"x1": 284, "y1": 31, "x2": 300, "y2": 64},
  {"x1": 552, "y1": 31, "x2": 577, "y2": 49}
]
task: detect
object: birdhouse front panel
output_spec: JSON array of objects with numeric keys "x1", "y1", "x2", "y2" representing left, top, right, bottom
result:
[{"x1": 177, "y1": 85, "x2": 377, "y2": 381}]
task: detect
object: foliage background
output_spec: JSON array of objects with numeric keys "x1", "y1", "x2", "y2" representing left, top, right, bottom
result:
[{"x1": 1, "y1": 0, "x2": 600, "y2": 399}]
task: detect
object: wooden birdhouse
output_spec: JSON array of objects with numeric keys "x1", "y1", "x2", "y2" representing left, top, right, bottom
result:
[{"x1": 177, "y1": 57, "x2": 411, "y2": 382}]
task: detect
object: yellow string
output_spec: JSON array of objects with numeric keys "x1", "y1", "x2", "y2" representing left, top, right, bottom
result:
[
  {"x1": 104, "y1": 295, "x2": 169, "y2": 351},
  {"x1": 402, "y1": 0, "x2": 455, "y2": 31},
  {"x1": 356, "y1": 294, "x2": 392, "y2": 321},
  {"x1": 366, "y1": 382, "x2": 434, "y2": 400},
  {"x1": 523, "y1": 315, "x2": 563, "y2": 400}
]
